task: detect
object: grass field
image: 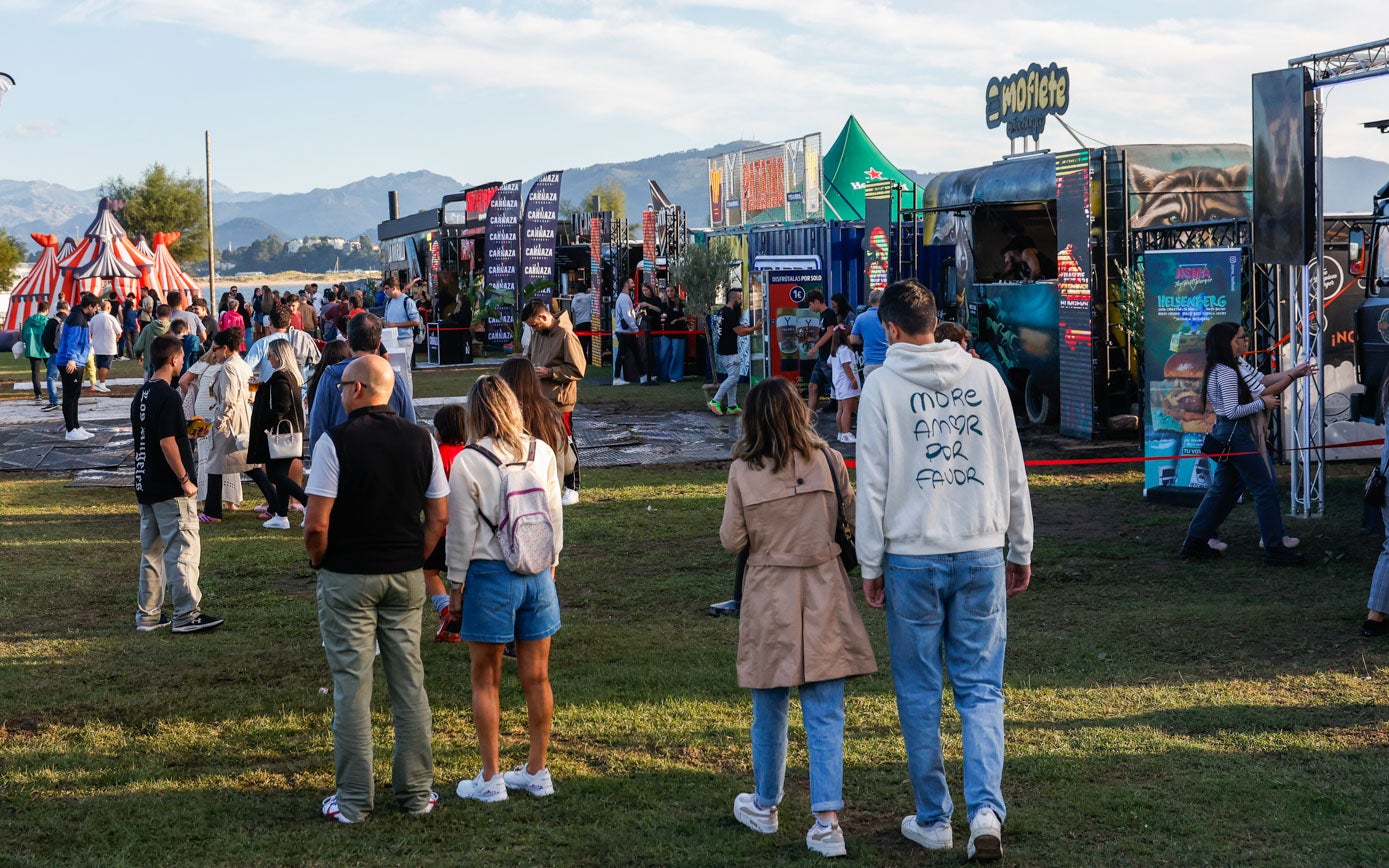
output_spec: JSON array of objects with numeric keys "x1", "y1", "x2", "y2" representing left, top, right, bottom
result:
[{"x1": 1, "y1": 460, "x2": 1386, "y2": 865}]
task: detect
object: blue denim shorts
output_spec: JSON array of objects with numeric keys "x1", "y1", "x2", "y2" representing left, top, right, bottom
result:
[{"x1": 460, "y1": 559, "x2": 561, "y2": 644}]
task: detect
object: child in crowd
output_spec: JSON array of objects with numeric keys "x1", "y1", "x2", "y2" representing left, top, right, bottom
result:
[
  {"x1": 934, "y1": 321, "x2": 979, "y2": 358},
  {"x1": 829, "y1": 325, "x2": 860, "y2": 444},
  {"x1": 426, "y1": 404, "x2": 468, "y2": 643},
  {"x1": 168, "y1": 319, "x2": 202, "y2": 377}
]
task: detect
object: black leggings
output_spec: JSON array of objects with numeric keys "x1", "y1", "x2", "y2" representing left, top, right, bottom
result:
[
  {"x1": 203, "y1": 467, "x2": 277, "y2": 520},
  {"x1": 265, "y1": 458, "x2": 307, "y2": 518},
  {"x1": 29, "y1": 358, "x2": 43, "y2": 398},
  {"x1": 60, "y1": 366, "x2": 81, "y2": 431}
]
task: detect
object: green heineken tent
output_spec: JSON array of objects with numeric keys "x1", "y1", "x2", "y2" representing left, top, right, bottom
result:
[{"x1": 821, "y1": 115, "x2": 917, "y2": 220}]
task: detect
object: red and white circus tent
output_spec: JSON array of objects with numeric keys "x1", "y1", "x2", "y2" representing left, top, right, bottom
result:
[
  {"x1": 58, "y1": 197, "x2": 152, "y2": 303},
  {"x1": 3, "y1": 233, "x2": 61, "y2": 330},
  {"x1": 53, "y1": 236, "x2": 81, "y2": 306},
  {"x1": 144, "y1": 231, "x2": 200, "y2": 307}
]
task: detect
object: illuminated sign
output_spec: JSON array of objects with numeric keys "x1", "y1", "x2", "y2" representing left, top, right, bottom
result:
[
  {"x1": 708, "y1": 133, "x2": 822, "y2": 228},
  {"x1": 985, "y1": 62, "x2": 1070, "y2": 141}
]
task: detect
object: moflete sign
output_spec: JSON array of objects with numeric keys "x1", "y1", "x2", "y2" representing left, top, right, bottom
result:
[{"x1": 985, "y1": 62, "x2": 1070, "y2": 141}]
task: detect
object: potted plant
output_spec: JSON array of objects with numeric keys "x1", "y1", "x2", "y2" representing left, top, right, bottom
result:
[{"x1": 670, "y1": 239, "x2": 735, "y2": 398}]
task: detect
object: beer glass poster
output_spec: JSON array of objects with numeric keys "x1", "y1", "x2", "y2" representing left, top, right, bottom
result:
[
  {"x1": 766, "y1": 271, "x2": 825, "y2": 382},
  {"x1": 1142, "y1": 248, "x2": 1242, "y2": 497}
]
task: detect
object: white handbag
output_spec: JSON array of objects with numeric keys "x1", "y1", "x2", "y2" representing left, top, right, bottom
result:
[{"x1": 265, "y1": 419, "x2": 302, "y2": 460}]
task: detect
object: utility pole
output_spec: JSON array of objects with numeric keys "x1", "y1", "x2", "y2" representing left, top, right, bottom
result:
[{"x1": 205, "y1": 131, "x2": 216, "y2": 303}]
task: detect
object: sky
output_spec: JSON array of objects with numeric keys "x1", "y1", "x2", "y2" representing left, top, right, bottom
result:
[{"x1": 1, "y1": 1, "x2": 1388, "y2": 194}]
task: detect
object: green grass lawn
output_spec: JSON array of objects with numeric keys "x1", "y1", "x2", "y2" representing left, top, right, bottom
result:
[{"x1": 1, "y1": 462, "x2": 1386, "y2": 864}]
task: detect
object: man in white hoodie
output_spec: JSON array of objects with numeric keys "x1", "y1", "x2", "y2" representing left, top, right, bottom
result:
[{"x1": 855, "y1": 279, "x2": 1033, "y2": 862}]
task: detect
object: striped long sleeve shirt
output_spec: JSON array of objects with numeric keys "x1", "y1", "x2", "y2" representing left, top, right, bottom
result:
[{"x1": 1206, "y1": 360, "x2": 1265, "y2": 420}]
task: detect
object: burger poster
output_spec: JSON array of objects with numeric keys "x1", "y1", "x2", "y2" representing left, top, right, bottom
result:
[{"x1": 1142, "y1": 248, "x2": 1243, "y2": 497}]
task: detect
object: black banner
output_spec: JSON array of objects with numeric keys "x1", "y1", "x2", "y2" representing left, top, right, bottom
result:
[
  {"x1": 521, "y1": 171, "x2": 562, "y2": 301},
  {"x1": 863, "y1": 180, "x2": 893, "y2": 297},
  {"x1": 1055, "y1": 149, "x2": 1094, "y2": 438},
  {"x1": 1252, "y1": 68, "x2": 1313, "y2": 265},
  {"x1": 484, "y1": 180, "x2": 522, "y2": 343}
]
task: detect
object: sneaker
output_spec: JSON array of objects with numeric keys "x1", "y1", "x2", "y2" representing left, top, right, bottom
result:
[
  {"x1": 263, "y1": 515, "x2": 291, "y2": 530},
  {"x1": 455, "y1": 770, "x2": 507, "y2": 802},
  {"x1": 806, "y1": 821, "x2": 847, "y2": 857},
  {"x1": 561, "y1": 488, "x2": 580, "y2": 506},
  {"x1": 136, "y1": 613, "x2": 171, "y2": 632},
  {"x1": 435, "y1": 605, "x2": 461, "y2": 643},
  {"x1": 64, "y1": 428, "x2": 94, "y2": 441},
  {"x1": 1178, "y1": 536, "x2": 1221, "y2": 560},
  {"x1": 967, "y1": 808, "x2": 1003, "y2": 862},
  {"x1": 1207, "y1": 538, "x2": 1228, "y2": 552},
  {"x1": 612, "y1": 378, "x2": 630, "y2": 386},
  {"x1": 707, "y1": 400, "x2": 725, "y2": 416},
  {"x1": 902, "y1": 814, "x2": 953, "y2": 850},
  {"x1": 1263, "y1": 544, "x2": 1305, "y2": 566},
  {"x1": 838, "y1": 432, "x2": 856, "y2": 444},
  {"x1": 1258, "y1": 536, "x2": 1300, "y2": 549},
  {"x1": 502, "y1": 763, "x2": 555, "y2": 797},
  {"x1": 42, "y1": 403, "x2": 61, "y2": 412},
  {"x1": 172, "y1": 613, "x2": 225, "y2": 634},
  {"x1": 321, "y1": 794, "x2": 355, "y2": 824},
  {"x1": 732, "y1": 792, "x2": 778, "y2": 834},
  {"x1": 726, "y1": 405, "x2": 743, "y2": 416},
  {"x1": 198, "y1": 513, "x2": 221, "y2": 523},
  {"x1": 408, "y1": 792, "x2": 440, "y2": 816},
  {"x1": 1362, "y1": 618, "x2": 1389, "y2": 638}
]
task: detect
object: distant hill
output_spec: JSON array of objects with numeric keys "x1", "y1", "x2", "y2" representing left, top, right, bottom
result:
[
  {"x1": 1326, "y1": 156, "x2": 1389, "y2": 213},
  {"x1": 215, "y1": 170, "x2": 465, "y2": 240},
  {"x1": 215, "y1": 216, "x2": 286, "y2": 249}
]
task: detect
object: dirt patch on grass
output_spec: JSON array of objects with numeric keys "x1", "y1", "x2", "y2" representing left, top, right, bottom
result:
[
  {"x1": 265, "y1": 572, "x2": 316, "y2": 601},
  {"x1": 0, "y1": 716, "x2": 44, "y2": 740}
]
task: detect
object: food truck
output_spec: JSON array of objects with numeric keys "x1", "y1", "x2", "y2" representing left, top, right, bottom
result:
[{"x1": 906, "y1": 143, "x2": 1256, "y2": 437}]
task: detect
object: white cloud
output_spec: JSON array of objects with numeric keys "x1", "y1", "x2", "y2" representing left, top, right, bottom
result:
[{"x1": 15, "y1": 120, "x2": 58, "y2": 138}]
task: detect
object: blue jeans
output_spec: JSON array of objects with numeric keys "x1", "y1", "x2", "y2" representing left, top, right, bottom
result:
[
  {"x1": 1186, "y1": 417, "x2": 1286, "y2": 548},
  {"x1": 750, "y1": 678, "x2": 846, "y2": 814},
  {"x1": 884, "y1": 549, "x2": 1007, "y2": 826},
  {"x1": 1368, "y1": 499, "x2": 1389, "y2": 615},
  {"x1": 44, "y1": 355, "x2": 59, "y2": 404},
  {"x1": 660, "y1": 335, "x2": 684, "y2": 382}
]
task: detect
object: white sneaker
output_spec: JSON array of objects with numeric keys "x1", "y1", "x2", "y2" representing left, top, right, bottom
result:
[
  {"x1": 501, "y1": 763, "x2": 555, "y2": 797},
  {"x1": 733, "y1": 792, "x2": 778, "y2": 834},
  {"x1": 901, "y1": 815, "x2": 953, "y2": 850},
  {"x1": 612, "y1": 378, "x2": 630, "y2": 386},
  {"x1": 561, "y1": 488, "x2": 579, "y2": 506},
  {"x1": 806, "y1": 820, "x2": 847, "y2": 857},
  {"x1": 455, "y1": 770, "x2": 507, "y2": 802},
  {"x1": 837, "y1": 432, "x2": 856, "y2": 444},
  {"x1": 94, "y1": 383, "x2": 111, "y2": 393},
  {"x1": 64, "y1": 429, "x2": 93, "y2": 441},
  {"x1": 967, "y1": 808, "x2": 1003, "y2": 862},
  {"x1": 262, "y1": 515, "x2": 291, "y2": 530}
]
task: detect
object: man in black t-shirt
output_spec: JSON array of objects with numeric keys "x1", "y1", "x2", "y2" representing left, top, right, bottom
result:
[
  {"x1": 805, "y1": 289, "x2": 838, "y2": 413},
  {"x1": 132, "y1": 334, "x2": 224, "y2": 634},
  {"x1": 708, "y1": 289, "x2": 753, "y2": 415}
]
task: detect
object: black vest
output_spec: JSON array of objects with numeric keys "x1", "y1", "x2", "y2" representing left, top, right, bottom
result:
[{"x1": 322, "y1": 405, "x2": 434, "y2": 574}]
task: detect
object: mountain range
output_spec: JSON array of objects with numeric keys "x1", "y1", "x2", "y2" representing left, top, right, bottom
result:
[{"x1": 3, "y1": 149, "x2": 1388, "y2": 255}]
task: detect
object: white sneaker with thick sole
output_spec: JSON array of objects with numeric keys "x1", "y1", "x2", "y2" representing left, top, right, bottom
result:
[
  {"x1": 612, "y1": 378, "x2": 630, "y2": 386},
  {"x1": 967, "y1": 807, "x2": 1003, "y2": 861},
  {"x1": 806, "y1": 821, "x2": 847, "y2": 857},
  {"x1": 561, "y1": 488, "x2": 579, "y2": 506},
  {"x1": 902, "y1": 815, "x2": 953, "y2": 850},
  {"x1": 262, "y1": 515, "x2": 291, "y2": 530},
  {"x1": 455, "y1": 770, "x2": 507, "y2": 802},
  {"x1": 64, "y1": 429, "x2": 93, "y2": 441},
  {"x1": 502, "y1": 763, "x2": 554, "y2": 797},
  {"x1": 732, "y1": 792, "x2": 778, "y2": 834},
  {"x1": 321, "y1": 793, "x2": 355, "y2": 823}
]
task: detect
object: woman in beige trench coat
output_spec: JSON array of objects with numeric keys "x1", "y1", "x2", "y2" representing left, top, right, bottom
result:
[
  {"x1": 200, "y1": 327, "x2": 274, "y2": 521},
  {"x1": 720, "y1": 376, "x2": 877, "y2": 859}
]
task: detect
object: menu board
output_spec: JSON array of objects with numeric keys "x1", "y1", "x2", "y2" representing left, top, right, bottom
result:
[{"x1": 1055, "y1": 149, "x2": 1094, "y2": 437}]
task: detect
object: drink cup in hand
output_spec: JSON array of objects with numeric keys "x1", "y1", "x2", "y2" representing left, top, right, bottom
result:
[{"x1": 1262, "y1": 394, "x2": 1281, "y2": 410}]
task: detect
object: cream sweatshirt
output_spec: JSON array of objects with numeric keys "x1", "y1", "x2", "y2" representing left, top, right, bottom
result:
[
  {"x1": 855, "y1": 340, "x2": 1033, "y2": 578},
  {"x1": 445, "y1": 436, "x2": 564, "y2": 579}
]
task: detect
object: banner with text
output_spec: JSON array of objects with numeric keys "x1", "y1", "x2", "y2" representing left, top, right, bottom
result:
[
  {"x1": 484, "y1": 180, "x2": 522, "y2": 344},
  {"x1": 1055, "y1": 149, "x2": 1094, "y2": 438},
  {"x1": 1142, "y1": 247, "x2": 1243, "y2": 499},
  {"x1": 863, "y1": 180, "x2": 893, "y2": 295},
  {"x1": 521, "y1": 171, "x2": 562, "y2": 301},
  {"x1": 708, "y1": 133, "x2": 822, "y2": 229}
]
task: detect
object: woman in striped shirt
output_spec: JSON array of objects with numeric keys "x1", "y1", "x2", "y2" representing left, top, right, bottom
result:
[{"x1": 1179, "y1": 322, "x2": 1314, "y2": 564}]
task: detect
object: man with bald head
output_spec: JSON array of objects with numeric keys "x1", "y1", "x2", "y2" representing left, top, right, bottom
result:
[{"x1": 304, "y1": 354, "x2": 449, "y2": 824}]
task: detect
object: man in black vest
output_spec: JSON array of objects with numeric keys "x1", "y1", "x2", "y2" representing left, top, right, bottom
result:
[{"x1": 304, "y1": 354, "x2": 449, "y2": 824}]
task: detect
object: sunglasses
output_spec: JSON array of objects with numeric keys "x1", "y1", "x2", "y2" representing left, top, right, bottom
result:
[{"x1": 336, "y1": 379, "x2": 363, "y2": 393}]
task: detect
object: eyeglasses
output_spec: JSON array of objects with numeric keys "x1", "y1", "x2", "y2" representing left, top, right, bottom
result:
[{"x1": 336, "y1": 379, "x2": 362, "y2": 392}]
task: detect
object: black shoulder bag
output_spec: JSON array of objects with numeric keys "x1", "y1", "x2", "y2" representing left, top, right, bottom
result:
[
  {"x1": 822, "y1": 448, "x2": 858, "y2": 574},
  {"x1": 1366, "y1": 461, "x2": 1388, "y2": 508}
]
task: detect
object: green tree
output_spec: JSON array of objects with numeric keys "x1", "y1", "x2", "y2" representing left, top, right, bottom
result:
[
  {"x1": 670, "y1": 238, "x2": 735, "y2": 316},
  {"x1": 584, "y1": 178, "x2": 627, "y2": 220},
  {"x1": 103, "y1": 164, "x2": 208, "y2": 264},
  {"x1": 0, "y1": 227, "x2": 24, "y2": 292}
]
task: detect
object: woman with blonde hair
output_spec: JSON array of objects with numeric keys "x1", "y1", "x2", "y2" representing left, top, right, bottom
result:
[
  {"x1": 448, "y1": 376, "x2": 564, "y2": 803},
  {"x1": 720, "y1": 376, "x2": 877, "y2": 858},
  {"x1": 247, "y1": 339, "x2": 306, "y2": 530}
]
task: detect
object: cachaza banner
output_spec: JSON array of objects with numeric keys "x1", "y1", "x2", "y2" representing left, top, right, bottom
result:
[
  {"x1": 521, "y1": 171, "x2": 562, "y2": 301},
  {"x1": 863, "y1": 180, "x2": 893, "y2": 294},
  {"x1": 485, "y1": 180, "x2": 522, "y2": 344},
  {"x1": 1143, "y1": 248, "x2": 1243, "y2": 499},
  {"x1": 766, "y1": 270, "x2": 825, "y2": 382},
  {"x1": 590, "y1": 217, "x2": 603, "y2": 367}
]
